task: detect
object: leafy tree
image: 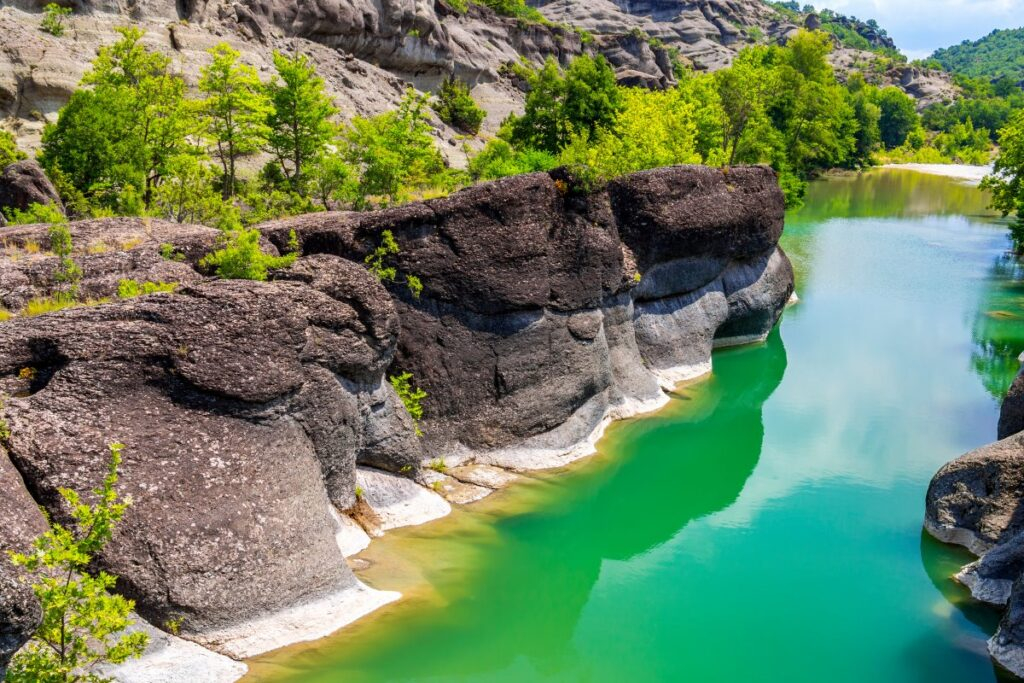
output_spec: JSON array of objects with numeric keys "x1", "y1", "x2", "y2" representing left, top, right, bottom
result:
[
  {"x1": 264, "y1": 51, "x2": 338, "y2": 190},
  {"x1": 982, "y1": 110, "x2": 1024, "y2": 250},
  {"x1": 344, "y1": 91, "x2": 446, "y2": 206},
  {"x1": 152, "y1": 153, "x2": 222, "y2": 224},
  {"x1": 876, "y1": 86, "x2": 918, "y2": 148},
  {"x1": 199, "y1": 43, "x2": 272, "y2": 198},
  {"x1": 305, "y1": 153, "x2": 358, "y2": 210},
  {"x1": 40, "y1": 27, "x2": 192, "y2": 208},
  {"x1": 5, "y1": 444, "x2": 148, "y2": 683},
  {"x1": 433, "y1": 77, "x2": 485, "y2": 135},
  {"x1": 0, "y1": 130, "x2": 26, "y2": 168},
  {"x1": 716, "y1": 52, "x2": 774, "y2": 166},
  {"x1": 49, "y1": 221, "x2": 82, "y2": 301},
  {"x1": 505, "y1": 55, "x2": 622, "y2": 155}
]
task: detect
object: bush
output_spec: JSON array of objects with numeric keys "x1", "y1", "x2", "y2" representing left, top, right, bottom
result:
[
  {"x1": 468, "y1": 139, "x2": 558, "y2": 181},
  {"x1": 40, "y1": 3, "x2": 72, "y2": 37},
  {"x1": 0, "y1": 130, "x2": 26, "y2": 168},
  {"x1": 4, "y1": 444, "x2": 148, "y2": 683},
  {"x1": 433, "y1": 77, "x2": 485, "y2": 135},
  {"x1": 4, "y1": 202, "x2": 65, "y2": 226},
  {"x1": 390, "y1": 372, "x2": 428, "y2": 436},
  {"x1": 200, "y1": 209, "x2": 297, "y2": 281}
]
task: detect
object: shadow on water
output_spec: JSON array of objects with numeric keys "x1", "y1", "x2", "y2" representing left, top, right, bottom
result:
[{"x1": 260, "y1": 332, "x2": 788, "y2": 682}]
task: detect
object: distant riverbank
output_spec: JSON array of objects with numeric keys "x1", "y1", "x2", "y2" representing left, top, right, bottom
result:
[{"x1": 881, "y1": 163, "x2": 993, "y2": 184}]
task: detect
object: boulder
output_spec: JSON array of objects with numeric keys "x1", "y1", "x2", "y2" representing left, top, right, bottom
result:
[
  {"x1": 0, "y1": 160, "x2": 63, "y2": 218},
  {"x1": 1000, "y1": 366, "x2": 1024, "y2": 439}
]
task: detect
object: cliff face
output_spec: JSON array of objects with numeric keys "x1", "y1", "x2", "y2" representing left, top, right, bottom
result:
[
  {"x1": 0, "y1": 165, "x2": 793, "y2": 677},
  {"x1": 926, "y1": 368, "x2": 1024, "y2": 677}
]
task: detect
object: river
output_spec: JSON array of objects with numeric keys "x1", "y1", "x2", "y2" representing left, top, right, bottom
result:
[{"x1": 247, "y1": 169, "x2": 1023, "y2": 683}]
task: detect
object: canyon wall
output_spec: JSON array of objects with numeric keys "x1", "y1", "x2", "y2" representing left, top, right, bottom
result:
[{"x1": 0, "y1": 164, "x2": 793, "y2": 679}]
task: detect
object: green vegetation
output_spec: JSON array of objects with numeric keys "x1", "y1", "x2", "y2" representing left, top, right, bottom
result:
[
  {"x1": 49, "y1": 222, "x2": 82, "y2": 300},
  {"x1": 364, "y1": 229, "x2": 423, "y2": 298},
  {"x1": 983, "y1": 109, "x2": 1024, "y2": 250},
  {"x1": 199, "y1": 210, "x2": 296, "y2": 281},
  {"x1": 0, "y1": 130, "x2": 26, "y2": 167},
  {"x1": 390, "y1": 372, "x2": 428, "y2": 436},
  {"x1": 40, "y1": 3, "x2": 72, "y2": 37},
  {"x1": 933, "y1": 28, "x2": 1024, "y2": 83},
  {"x1": 428, "y1": 459, "x2": 448, "y2": 473},
  {"x1": 4, "y1": 202, "x2": 65, "y2": 225},
  {"x1": 4, "y1": 444, "x2": 148, "y2": 683},
  {"x1": 433, "y1": 77, "x2": 485, "y2": 135},
  {"x1": 116, "y1": 279, "x2": 179, "y2": 298}
]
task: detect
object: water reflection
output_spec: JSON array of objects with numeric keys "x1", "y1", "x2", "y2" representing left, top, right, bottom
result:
[{"x1": 972, "y1": 255, "x2": 1024, "y2": 400}]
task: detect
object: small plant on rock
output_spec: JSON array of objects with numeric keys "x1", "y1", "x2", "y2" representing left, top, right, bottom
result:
[
  {"x1": 364, "y1": 230, "x2": 423, "y2": 298},
  {"x1": 428, "y1": 458, "x2": 447, "y2": 473},
  {"x1": 433, "y1": 77, "x2": 485, "y2": 135},
  {"x1": 200, "y1": 208, "x2": 296, "y2": 281},
  {"x1": 5, "y1": 443, "x2": 149, "y2": 683},
  {"x1": 390, "y1": 372, "x2": 428, "y2": 437},
  {"x1": 49, "y1": 221, "x2": 82, "y2": 301},
  {"x1": 40, "y1": 3, "x2": 72, "y2": 37}
]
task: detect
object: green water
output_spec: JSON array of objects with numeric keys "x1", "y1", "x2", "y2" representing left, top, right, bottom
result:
[{"x1": 251, "y1": 169, "x2": 1024, "y2": 683}]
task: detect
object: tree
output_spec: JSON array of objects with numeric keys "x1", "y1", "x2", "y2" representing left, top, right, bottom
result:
[
  {"x1": 199, "y1": 43, "x2": 271, "y2": 198},
  {"x1": 433, "y1": 77, "x2": 485, "y2": 135},
  {"x1": 151, "y1": 153, "x2": 223, "y2": 224},
  {"x1": 716, "y1": 49, "x2": 775, "y2": 166},
  {"x1": 5, "y1": 444, "x2": 148, "y2": 683},
  {"x1": 506, "y1": 55, "x2": 622, "y2": 155},
  {"x1": 39, "y1": 27, "x2": 192, "y2": 208},
  {"x1": 982, "y1": 110, "x2": 1024, "y2": 250},
  {"x1": 344, "y1": 90, "x2": 446, "y2": 206},
  {"x1": 264, "y1": 51, "x2": 338, "y2": 190},
  {"x1": 876, "y1": 86, "x2": 918, "y2": 148},
  {"x1": 305, "y1": 153, "x2": 357, "y2": 210}
]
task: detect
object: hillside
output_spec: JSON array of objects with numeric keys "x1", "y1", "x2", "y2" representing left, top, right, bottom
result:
[{"x1": 932, "y1": 28, "x2": 1024, "y2": 83}]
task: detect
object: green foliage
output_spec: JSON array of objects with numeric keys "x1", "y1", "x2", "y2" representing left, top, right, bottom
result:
[
  {"x1": 428, "y1": 459, "x2": 447, "y2": 473},
  {"x1": 472, "y1": 0, "x2": 546, "y2": 23},
  {"x1": 5, "y1": 444, "x2": 148, "y2": 683},
  {"x1": 49, "y1": 221, "x2": 82, "y2": 300},
  {"x1": 199, "y1": 209, "x2": 296, "y2": 280},
  {"x1": 199, "y1": 43, "x2": 272, "y2": 198},
  {"x1": 0, "y1": 130, "x2": 26, "y2": 168},
  {"x1": 433, "y1": 77, "x2": 485, "y2": 135},
  {"x1": 364, "y1": 229, "x2": 423, "y2": 298},
  {"x1": 5, "y1": 202, "x2": 65, "y2": 226},
  {"x1": 116, "y1": 279, "x2": 178, "y2": 298},
  {"x1": 151, "y1": 153, "x2": 223, "y2": 224},
  {"x1": 389, "y1": 372, "x2": 427, "y2": 436},
  {"x1": 40, "y1": 3, "x2": 72, "y2": 37},
  {"x1": 265, "y1": 51, "x2": 338, "y2": 189},
  {"x1": 876, "y1": 87, "x2": 918, "y2": 148},
  {"x1": 159, "y1": 243, "x2": 185, "y2": 262},
  {"x1": 983, "y1": 109, "x2": 1024, "y2": 251},
  {"x1": 933, "y1": 28, "x2": 1024, "y2": 83},
  {"x1": 505, "y1": 55, "x2": 622, "y2": 155},
  {"x1": 40, "y1": 27, "x2": 192, "y2": 212},
  {"x1": 305, "y1": 153, "x2": 358, "y2": 210},
  {"x1": 344, "y1": 91, "x2": 446, "y2": 207},
  {"x1": 467, "y1": 139, "x2": 557, "y2": 181}
]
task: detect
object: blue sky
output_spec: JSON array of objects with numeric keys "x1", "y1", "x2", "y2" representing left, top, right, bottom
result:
[{"x1": 815, "y1": 0, "x2": 1024, "y2": 58}]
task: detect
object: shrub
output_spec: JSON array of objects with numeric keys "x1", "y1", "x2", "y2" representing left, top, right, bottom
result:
[
  {"x1": 200, "y1": 210, "x2": 296, "y2": 281},
  {"x1": 40, "y1": 3, "x2": 72, "y2": 37},
  {"x1": 5, "y1": 444, "x2": 149, "y2": 683},
  {"x1": 49, "y1": 222, "x2": 82, "y2": 300},
  {"x1": 390, "y1": 372, "x2": 428, "y2": 436},
  {"x1": 467, "y1": 140, "x2": 558, "y2": 181},
  {"x1": 0, "y1": 130, "x2": 26, "y2": 168},
  {"x1": 364, "y1": 229, "x2": 423, "y2": 298},
  {"x1": 5, "y1": 203, "x2": 65, "y2": 226},
  {"x1": 433, "y1": 77, "x2": 485, "y2": 135}
]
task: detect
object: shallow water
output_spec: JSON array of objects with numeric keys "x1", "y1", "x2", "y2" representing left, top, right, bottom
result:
[{"x1": 248, "y1": 169, "x2": 1024, "y2": 683}]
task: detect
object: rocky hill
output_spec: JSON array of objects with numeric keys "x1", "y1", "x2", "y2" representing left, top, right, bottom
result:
[
  {"x1": 0, "y1": 164, "x2": 794, "y2": 681},
  {"x1": 0, "y1": 0, "x2": 957, "y2": 159}
]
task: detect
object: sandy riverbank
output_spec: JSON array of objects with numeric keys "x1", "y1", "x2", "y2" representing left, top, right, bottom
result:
[{"x1": 881, "y1": 163, "x2": 993, "y2": 184}]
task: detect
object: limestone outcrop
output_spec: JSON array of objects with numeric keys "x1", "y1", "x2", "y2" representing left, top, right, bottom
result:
[
  {"x1": 0, "y1": 164, "x2": 792, "y2": 678},
  {"x1": 926, "y1": 364, "x2": 1024, "y2": 677}
]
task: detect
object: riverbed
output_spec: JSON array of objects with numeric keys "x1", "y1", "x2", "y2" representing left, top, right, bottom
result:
[{"x1": 246, "y1": 169, "x2": 1021, "y2": 682}]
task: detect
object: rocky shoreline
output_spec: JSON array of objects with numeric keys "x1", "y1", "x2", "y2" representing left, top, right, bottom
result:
[{"x1": 0, "y1": 165, "x2": 793, "y2": 681}]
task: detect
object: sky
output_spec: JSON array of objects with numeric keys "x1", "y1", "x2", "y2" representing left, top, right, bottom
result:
[{"x1": 815, "y1": 0, "x2": 1024, "y2": 59}]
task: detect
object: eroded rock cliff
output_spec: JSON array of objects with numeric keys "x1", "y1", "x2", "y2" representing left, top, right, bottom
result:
[
  {"x1": 926, "y1": 365, "x2": 1024, "y2": 677},
  {"x1": 0, "y1": 164, "x2": 792, "y2": 679}
]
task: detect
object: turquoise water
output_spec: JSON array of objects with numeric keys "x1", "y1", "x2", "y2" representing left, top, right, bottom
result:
[{"x1": 250, "y1": 169, "x2": 1021, "y2": 682}]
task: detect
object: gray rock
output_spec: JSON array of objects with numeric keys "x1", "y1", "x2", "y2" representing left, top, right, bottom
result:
[
  {"x1": 1000, "y1": 366, "x2": 1024, "y2": 439},
  {"x1": 0, "y1": 160, "x2": 63, "y2": 218}
]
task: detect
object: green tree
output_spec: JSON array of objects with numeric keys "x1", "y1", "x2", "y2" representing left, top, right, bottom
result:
[
  {"x1": 305, "y1": 153, "x2": 357, "y2": 210},
  {"x1": 506, "y1": 55, "x2": 622, "y2": 155},
  {"x1": 982, "y1": 109, "x2": 1024, "y2": 250},
  {"x1": 199, "y1": 43, "x2": 272, "y2": 198},
  {"x1": 467, "y1": 140, "x2": 558, "y2": 181},
  {"x1": 5, "y1": 444, "x2": 148, "y2": 683},
  {"x1": 264, "y1": 51, "x2": 338, "y2": 190},
  {"x1": 200, "y1": 208, "x2": 297, "y2": 280},
  {"x1": 433, "y1": 77, "x2": 485, "y2": 135},
  {"x1": 876, "y1": 86, "x2": 918, "y2": 148},
  {"x1": 344, "y1": 90, "x2": 446, "y2": 207},
  {"x1": 716, "y1": 48, "x2": 776, "y2": 166},
  {"x1": 40, "y1": 3, "x2": 72, "y2": 37},
  {"x1": 40, "y1": 27, "x2": 192, "y2": 208},
  {"x1": 49, "y1": 222, "x2": 82, "y2": 301},
  {"x1": 152, "y1": 153, "x2": 223, "y2": 224}
]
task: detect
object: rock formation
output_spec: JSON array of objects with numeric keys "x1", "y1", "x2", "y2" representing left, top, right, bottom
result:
[
  {"x1": 0, "y1": 160, "x2": 64, "y2": 224},
  {"x1": 0, "y1": 164, "x2": 792, "y2": 679},
  {"x1": 926, "y1": 364, "x2": 1024, "y2": 677}
]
